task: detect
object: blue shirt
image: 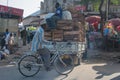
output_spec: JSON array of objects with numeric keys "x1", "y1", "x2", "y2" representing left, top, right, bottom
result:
[
  {"x1": 31, "y1": 26, "x2": 44, "y2": 52},
  {"x1": 103, "y1": 28, "x2": 109, "y2": 36},
  {"x1": 55, "y1": 7, "x2": 62, "y2": 19}
]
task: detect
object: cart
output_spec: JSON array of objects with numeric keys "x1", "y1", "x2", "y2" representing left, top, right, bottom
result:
[{"x1": 43, "y1": 41, "x2": 87, "y2": 65}]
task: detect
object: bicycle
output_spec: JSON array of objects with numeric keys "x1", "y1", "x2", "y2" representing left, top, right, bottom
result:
[{"x1": 18, "y1": 42, "x2": 74, "y2": 77}]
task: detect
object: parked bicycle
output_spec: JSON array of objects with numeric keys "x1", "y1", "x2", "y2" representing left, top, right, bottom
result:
[{"x1": 18, "y1": 42, "x2": 74, "y2": 77}]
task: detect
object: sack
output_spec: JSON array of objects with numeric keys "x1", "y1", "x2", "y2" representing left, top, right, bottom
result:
[{"x1": 62, "y1": 11, "x2": 72, "y2": 20}]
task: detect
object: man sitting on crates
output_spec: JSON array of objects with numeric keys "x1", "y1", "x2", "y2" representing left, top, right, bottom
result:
[
  {"x1": 46, "y1": 2, "x2": 62, "y2": 29},
  {"x1": 31, "y1": 19, "x2": 51, "y2": 71}
]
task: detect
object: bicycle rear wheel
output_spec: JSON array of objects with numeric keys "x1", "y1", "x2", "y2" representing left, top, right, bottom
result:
[
  {"x1": 54, "y1": 54, "x2": 74, "y2": 75},
  {"x1": 18, "y1": 55, "x2": 41, "y2": 77}
]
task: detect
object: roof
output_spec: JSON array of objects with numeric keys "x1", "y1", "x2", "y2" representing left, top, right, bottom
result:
[
  {"x1": 24, "y1": 10, "x2": 40, "y2": 19},
  {"x1": 30, "y1": 10, "x2": 40, "y2": 16}
]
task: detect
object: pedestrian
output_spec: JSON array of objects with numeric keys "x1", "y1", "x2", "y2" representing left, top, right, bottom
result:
[
  {"x1": 8, "y1": 33, "x2": 15, "y2": 54},
  {"x1": 103, "y1": 24, "x2": 109, "y2": 51},
  {"x1": 4, "y1": 29, "x2": 10, "y2": 49},
  {"x1": 0, "y1": 34, "x2": 6, "y2": 49},
  {"x1": 46, "y1": 2, "x2": 63, "y2": 29},
  {"x1": 27, "y1": 28, "x2": 30, "y2": 44},
  {"x1": 31, "y1": 19, "x2": 51, "y2": 71},
  {"x1": 21, "y1": 27, "x2": 27, "y2": 46}
]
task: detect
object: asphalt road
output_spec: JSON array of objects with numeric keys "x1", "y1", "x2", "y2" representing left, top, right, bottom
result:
[{"x1": 1, "y1": 61, "x2": 120, "y2": 80}]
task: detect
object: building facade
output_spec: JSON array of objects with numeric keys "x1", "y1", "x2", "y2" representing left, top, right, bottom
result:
[{"x1": 40, "y1": 0, "x2": 81, "y2": 14}]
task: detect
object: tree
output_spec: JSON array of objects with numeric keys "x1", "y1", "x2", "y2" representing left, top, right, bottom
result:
[
  {"x1": 80, "y1": 0, "x2": 97, "y2": 11},
  {"x1": 99, "y1": 0, "x2": 105, "y2": 33}
]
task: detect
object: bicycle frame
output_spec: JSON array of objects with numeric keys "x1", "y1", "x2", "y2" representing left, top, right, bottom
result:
[{"x1": 49, "y1": 44, "x2": 65, "y2": 64}]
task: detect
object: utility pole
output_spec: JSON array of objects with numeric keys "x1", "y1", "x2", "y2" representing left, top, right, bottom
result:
[
  {"x1": 106, "y1": 0, "x2": 109, "y2": 21},
  {"x1": 7, "y1": 0, "x2": 9, "y2": 29}
]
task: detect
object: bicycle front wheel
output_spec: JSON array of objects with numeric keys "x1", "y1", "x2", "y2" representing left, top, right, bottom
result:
[
  {"x1": 18, "y1": 55, "x2": 41, "y2": 77},
  {"x1": 54, "y1": 54, "x2": 74, "y2": 75}
]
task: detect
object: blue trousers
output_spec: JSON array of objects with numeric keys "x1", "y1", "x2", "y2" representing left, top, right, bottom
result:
[{"x1": 46, "y1": 16, "x2": 60, "y2": 29}]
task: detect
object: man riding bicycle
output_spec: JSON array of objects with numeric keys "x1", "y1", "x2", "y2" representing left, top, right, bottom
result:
[{"x1": 31, "y1": 19, "x2": 51, "y2": 71}]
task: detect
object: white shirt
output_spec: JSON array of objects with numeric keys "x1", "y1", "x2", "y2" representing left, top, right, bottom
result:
[
  {"x1": 5, "y1": 33, "x2": 10, "y2": 44},
  {"x1": 31, "y1": 26, "x2": 44, "y2": 52}
]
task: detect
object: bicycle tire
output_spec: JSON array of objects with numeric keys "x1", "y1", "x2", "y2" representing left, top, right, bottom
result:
[
  {"x1": 18, "y1": 55, "x2": 41, "y2": 77},
  {"x1": 54, "y1": 54, "x2": 74, "y2": 75}
]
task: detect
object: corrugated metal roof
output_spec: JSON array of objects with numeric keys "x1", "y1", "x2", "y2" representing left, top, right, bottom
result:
[
  {"x1": 30, "y1": 10, "x2": 40, "y2": 16},
  {"x1": 24, "y1": 10, "x2": 40, "y2": 18}
]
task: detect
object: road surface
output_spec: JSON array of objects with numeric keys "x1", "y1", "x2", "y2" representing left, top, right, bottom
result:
[{"x1": 1, "y1": 60, "x2": 120, "y2": 80}]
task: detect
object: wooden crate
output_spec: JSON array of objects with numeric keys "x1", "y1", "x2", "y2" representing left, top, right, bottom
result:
[
  {"x1": 51, "y1": 30, "x2": 63, "y2": 41},
  {"x1": 63, "y1": 34, "x2": 80, "y2": 41},
  {"x1": 44, "y1": 36, "x2": 52, "y2": 41},
  {"x1": 44, "y1": 32, "x2": 52, "y2": 36}
]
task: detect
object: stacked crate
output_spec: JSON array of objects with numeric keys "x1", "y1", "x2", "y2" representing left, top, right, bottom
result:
[
  {"x1": 44, "y1": 31, "x2": 52, "y2": 41},
  {"x1": 44, "y1": 11, "x2": 85, "y2": 42}
]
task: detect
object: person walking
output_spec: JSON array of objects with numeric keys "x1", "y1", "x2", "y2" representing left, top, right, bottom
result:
[
  {"x1": 8, "y1": 33, "x2": 15, "y2": 54},
  {"x1": 27, "y1": 28, "x2": 30, "y2": 44},
  {"x1": 5, "y1": 29, "x2": 10, "y2": 49},
  {"x1": 21, "y1": 27, "x2": 27, "y2": 46}
]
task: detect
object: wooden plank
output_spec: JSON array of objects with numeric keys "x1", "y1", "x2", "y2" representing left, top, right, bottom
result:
[
  {"x1": 44, "y1": 32, "x2": 52, "y2": 36},
  {"x1": 52, "y1": 30, "x2": 63, "y2": 34},
  {"x1": 64, "y1": 31, "x2": 80, "y2": 35},
  {"x1": 53, "y1": 38, "x2": 63, "y2": 41},
  {"x1": 53, "y1": 34, "x2": 63, "y2": 38},
  {"x1": 44, "y1": 37, "x2": 52, "y2": 41},
  {"x1": 57, "y1": 26, "x2": 73, "y2": 30},
  {"x1": 57, "y1": 20, "x2": 72, "y2": 24}
]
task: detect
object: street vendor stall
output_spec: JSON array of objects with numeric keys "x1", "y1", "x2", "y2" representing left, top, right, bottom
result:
[{"x1": 102, "y1": 21, "x2": 120, "y2": 51}]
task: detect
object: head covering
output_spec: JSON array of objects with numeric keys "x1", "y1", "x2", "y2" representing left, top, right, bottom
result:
[
  {"x1": 40, "y1": 19, "x2": 46, "y2": 26},
  {"x1": 55, "y1": 2, "x2": 60, "y2": 8}
]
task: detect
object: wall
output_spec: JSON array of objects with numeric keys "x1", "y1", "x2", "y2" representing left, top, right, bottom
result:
[
  {"x1": 0, "y1": 18, "x2": 19, "y2": 44},
  {"x1": 40, "y1": 0, "x2": 79, "y2": 14},
  {"x1": 0, "y1": 18, "x2": 18, "y2": 32}
]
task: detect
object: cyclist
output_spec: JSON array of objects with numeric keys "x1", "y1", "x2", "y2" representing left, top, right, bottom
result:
[{"x1": 31, "y1": 19, "x2": 51, "y2": 71}]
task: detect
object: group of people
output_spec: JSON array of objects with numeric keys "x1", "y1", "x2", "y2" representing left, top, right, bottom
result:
[
  {"x1": 0, "y1": 29, "x2": 15, "y2": 60},
  {"x1": 1, "y1": 29, "x2": 15, "y2": 52},
  {"x1": 103, "y1": 21, "x2": 120, "y2": 51}
]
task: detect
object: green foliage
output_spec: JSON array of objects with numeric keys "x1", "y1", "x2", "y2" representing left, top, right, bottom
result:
[
  {"x1": 110, "y1": 0, "x2": 120, "y2": 5},
  {"x1": 80, "y1": 0, "x2": 120, "y2": 12},
  {"x1": 94, "y1": 0, "x2": 102, "y2": 11}
]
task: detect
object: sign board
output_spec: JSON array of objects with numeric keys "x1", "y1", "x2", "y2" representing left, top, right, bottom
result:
[
  {"x1": 0, "y1": 5, "x2": 23, "y2": 17},
  {"x1": 75, "y1": 5, "x2": 86, "y2": 11}
]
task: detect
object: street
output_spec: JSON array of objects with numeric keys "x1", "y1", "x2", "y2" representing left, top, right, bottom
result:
[{"x1": 1, "y1": 60, "x2": 120, "y2": 80}]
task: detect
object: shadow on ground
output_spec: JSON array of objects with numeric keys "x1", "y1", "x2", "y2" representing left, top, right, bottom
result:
[
  {"x1": 111, "y1": 75, "x2": 120, "y2": 80},
  {"x1": 92, "y1": 62, "x2": 120, "y2": 79}
]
